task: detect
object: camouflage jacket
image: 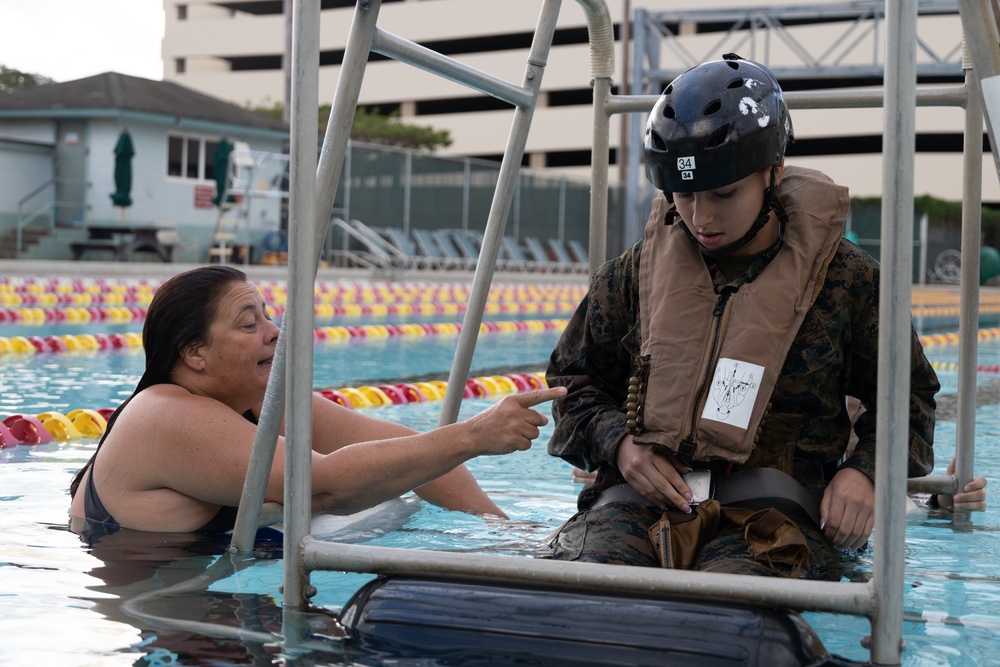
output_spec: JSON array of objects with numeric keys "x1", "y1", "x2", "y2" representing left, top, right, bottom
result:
[{"x1": 546, "y1": 235, "x2": 939, "y2": 510}]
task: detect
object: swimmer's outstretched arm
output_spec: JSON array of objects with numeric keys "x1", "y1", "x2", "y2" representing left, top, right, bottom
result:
[
  {"x1": 305, "y1": 393, "x2": 506, "y2": 516},
  {"x1": 307, "y1": 387, "x2": 566, "y2": 516}
]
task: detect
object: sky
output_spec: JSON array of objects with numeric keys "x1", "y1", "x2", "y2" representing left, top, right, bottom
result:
[{"x1": 0, "y1": 0, "x2": 165, "y2": 83}]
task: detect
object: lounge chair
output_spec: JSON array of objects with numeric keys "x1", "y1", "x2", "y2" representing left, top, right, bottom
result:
[
  {"x1": 328, "y1": 218, "x2": 398, "y2": 269},
  {"x1": 381, "y1": 227, "x2": 437, "y2": 269},
  {"x1": 429, "y1": 230, "x2": 475, "y2": 270},
  {"x1": 523, "y1": 236, "x2": 575, "y2": 273},
  {"x1": 412, "y1": 228, "x2": 469, "y2": 270},
  {"x1": 445, "y1": 230, "x2": 481, "y2": 268},
  {"x1": 453, "y1": 229, "x2": 527, "y2": 273},
  {"x1": 498, "y1": 235, "x2": 536, "y2": 272},
  {"x1": 546, "y1": 237, "x2": 588, "y2": 273},
  {"x1": 566, "y1": 238, "x2": 589, "y2": 265}
]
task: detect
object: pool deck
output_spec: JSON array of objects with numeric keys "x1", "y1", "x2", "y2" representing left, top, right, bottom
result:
[{"x1": 0, "y1": 258, "x2": 588, "y2": 285}]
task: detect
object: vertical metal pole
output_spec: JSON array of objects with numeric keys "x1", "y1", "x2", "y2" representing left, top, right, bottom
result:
[
  {"x1": 918, "y1": 213, "x2": 928, "y2": 285},
  {"x1": 870, "y1": 1, "x2": 916, "y2": 663},
  {"x1": 956, "y1": 64, "x2": 983, "y2": 490},
  {"x1": 624, "y1": 8, "x2": 660, "y2": 248},
  {"x1": 403, "y1": 150, "x2": 412, "y2": 235},
  {"x1": 513, "y1": 176, "x2": 521, "y2": 238},
  {"x1": 344, "y1": 141, "x2": 352, "y2": 225},
  {"x1": 282, "y1": 0, "x2": 320, "y2": 613},
  {"x1": 438, "y1": 0, "x2": 562, "y2": 426},
  {"x1": 313, "y1": 1, "x2": 383, "y2": 262},
  {"x1": 590, "y1": 75, "x2": 611, "y2": 270},
  {"x1": 956, "y1": 0, "x2": 1000, "y2": 182},
  {"x1": 558, "y1": 176, "x2": 566, "y2": 242},
  {"x1": 283, "y1": 0, "x2": 292, "y2": 123},
  {"x1": 462, "y1": 159, "x2": 471, "y2": 232},
  {"x1": 618, "y1": 0, "x2": 631, "y2": 187}
]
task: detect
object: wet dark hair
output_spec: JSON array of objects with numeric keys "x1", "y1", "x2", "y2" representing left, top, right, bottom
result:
[{"x1": 69, "y1": 265, "x2": 249, "y2": 498}]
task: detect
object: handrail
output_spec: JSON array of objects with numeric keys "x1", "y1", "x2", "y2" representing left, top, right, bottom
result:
[
  {"x1": 302, "y1": 539, "x2": 875, "y2": 616},
  {"x1": 17, "y1": 177, "x2": 57, "y2": 209},
  {"x1": 15, "y1": 178, "x2": 87, "y2": 258}
]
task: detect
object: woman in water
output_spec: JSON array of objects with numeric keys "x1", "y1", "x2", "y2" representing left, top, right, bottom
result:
[{"x1": 69, "y1": 265, "x2": 564, "y2": 535}]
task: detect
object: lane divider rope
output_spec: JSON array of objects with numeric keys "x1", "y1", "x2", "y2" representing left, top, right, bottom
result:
[{"x1": 0, "y1": 372, "x2": 551, "y2": 445}]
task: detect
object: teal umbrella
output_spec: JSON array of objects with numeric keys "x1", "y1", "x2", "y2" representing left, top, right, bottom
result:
[
  {"x1": 212, "y1": 138, "x2": 234, "y2": 206},
  {"x1": 110, "y1": 130, "x2": 134, "y2": 208}
]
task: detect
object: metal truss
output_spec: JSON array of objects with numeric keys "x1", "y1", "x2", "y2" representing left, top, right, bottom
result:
[{"x1": 631, "y1": 0, "x2": 963, "y2": 95}]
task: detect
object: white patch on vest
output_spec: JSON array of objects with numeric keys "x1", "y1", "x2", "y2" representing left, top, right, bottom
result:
[
  {"x1": 738, "y1": 97, "x2": 770, "y2": 128},
  {"x1": 701, "y1": 358, "x2": 763, "y2": 430}
]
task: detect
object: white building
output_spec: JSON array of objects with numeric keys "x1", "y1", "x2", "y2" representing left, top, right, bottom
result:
[
  {"x1": 0, "y1": 73, "x2": 288, "y2": 262},
  {"x1": 161, "y1": 0, "x2": 1000, "y2": 208}
]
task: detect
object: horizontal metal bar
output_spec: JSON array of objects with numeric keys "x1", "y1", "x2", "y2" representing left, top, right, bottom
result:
[
  {"x1": 787, "y1": 84, "x2": 967, "y2": 108},
  {"x1": 907, "y1": 474, "x2": 959, "y2": 494},
  {"x1": 648, "y1": 1, "x2": 959, "y2": 23},
  {"x1": 302, "y1": 539, "x2": 875, "y2": 617},
  {"x1": 371, "y1": 29, "x2": 533, "y2": 109},
  {"x1": 604, "y1": 84, "x2": 967, "y2": 118}
]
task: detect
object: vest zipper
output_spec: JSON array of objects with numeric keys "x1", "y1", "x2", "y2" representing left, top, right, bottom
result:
[{"x1": 680, "y1": 287, "x2": 735, "y2": 458}]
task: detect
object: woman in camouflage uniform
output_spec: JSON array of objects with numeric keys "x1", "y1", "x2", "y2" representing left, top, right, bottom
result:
[{"x1": 546, "y1": 55, "x2": 984, "y2": 578}]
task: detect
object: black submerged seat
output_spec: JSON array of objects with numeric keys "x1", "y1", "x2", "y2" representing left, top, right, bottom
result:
[{"x1": 339, "y1": 576, "x2": 867, "y2": 667}]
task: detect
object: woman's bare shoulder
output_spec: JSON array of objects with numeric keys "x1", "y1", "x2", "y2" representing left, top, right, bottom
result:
[{"x1": 114, "y1": 384, "x2": 250, "y2": 441}]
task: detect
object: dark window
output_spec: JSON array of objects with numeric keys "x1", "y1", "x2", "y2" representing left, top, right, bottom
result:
[
  {"x1": 186, "y1": 138, "x2": 200, "y2": 178},
  {"x1": 177, "y1": 4, "x2": 187, "y2": 20},
  {"x1": 167, "y1": 136, "x2": 184, "y2": 177},
  {"x1": 168, "y1": 134, "x2": 221, "y2": 181},
  {"x1": 175, "y1": 58, "x2": 186, "y2": 74}
]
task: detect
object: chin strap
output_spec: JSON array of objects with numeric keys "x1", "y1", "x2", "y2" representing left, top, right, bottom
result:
[{"x1": 667, "y1": 167, "x2": 789, "y2": 258}]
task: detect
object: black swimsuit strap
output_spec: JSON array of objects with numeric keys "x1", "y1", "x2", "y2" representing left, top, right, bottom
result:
[{"x1": 83, "y1": 462, "x2": 118, "y2": 528}]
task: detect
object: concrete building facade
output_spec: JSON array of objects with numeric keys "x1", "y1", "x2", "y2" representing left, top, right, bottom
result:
[{"x1": 160, "y1": 0, "x2": 999, "y2": 209}]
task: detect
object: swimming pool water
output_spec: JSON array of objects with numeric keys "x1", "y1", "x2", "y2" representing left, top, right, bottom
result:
[{"x1": 2, "y1": 290, "x2": 1000, "y2": 666}]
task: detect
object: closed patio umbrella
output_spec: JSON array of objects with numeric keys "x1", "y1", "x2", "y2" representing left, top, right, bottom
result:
[
  {"x1": 212, "y1": 138, "x2": 234, "y2": 206},
  {"x1": 110, "y1": 129, "x2": 134, "y2": 218}
]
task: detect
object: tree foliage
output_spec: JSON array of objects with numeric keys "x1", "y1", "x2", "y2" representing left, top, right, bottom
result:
[
  {"x1": 851, "y1": 194, "x2": 1000, "y2": 251},
  {"x1": 249, "y1": 101, "x2": 452, "y2": 152},
  {"x1": 0, "y1": 66, "x2": 55, "y2": 94},
  {"x1": 344, "y1": 107, "x2": 452, "y2": 150}
]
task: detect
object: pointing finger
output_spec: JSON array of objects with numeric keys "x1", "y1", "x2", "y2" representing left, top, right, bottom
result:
[{"x1": 514, "y1": 386, "x2": 567, "y2": 408}]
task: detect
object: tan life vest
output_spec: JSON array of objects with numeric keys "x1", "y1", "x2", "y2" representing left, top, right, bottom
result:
[{"x1": 631, "y1": 166, "x2": 848, "y2": 463}]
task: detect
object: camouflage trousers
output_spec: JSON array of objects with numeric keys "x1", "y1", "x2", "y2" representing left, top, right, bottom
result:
[{"x1": 549, "y1": 501, "x2": 842, "y2": 580}]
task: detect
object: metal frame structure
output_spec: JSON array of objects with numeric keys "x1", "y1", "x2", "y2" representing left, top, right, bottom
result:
[
  {"x1": 224, "y1": 1, "x2": 1000, "y2": 664},
  {"x1": 623, "y1": 0, "x2": 970, "y2": 246}
]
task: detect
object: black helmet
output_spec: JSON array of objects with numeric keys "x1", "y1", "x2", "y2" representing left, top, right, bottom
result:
[{"x1": 644, "y1": 54, "x2": 792, "y2": 194}]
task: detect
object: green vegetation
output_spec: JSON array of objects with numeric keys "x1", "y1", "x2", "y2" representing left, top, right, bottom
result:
[
  {"x1": 0, "y1": 66, "x2": 55, "y2": 94},
  {"x1": 851, "y1": 194, "x2": 1000, "y2": 248},
  {"x1": 250, "y1": 101, "x2": 452, "y2": 152}
]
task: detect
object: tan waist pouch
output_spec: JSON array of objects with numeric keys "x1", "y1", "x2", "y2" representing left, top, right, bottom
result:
[{"x1": 647, "y1": 500, "x2": 809, "y2": 576}]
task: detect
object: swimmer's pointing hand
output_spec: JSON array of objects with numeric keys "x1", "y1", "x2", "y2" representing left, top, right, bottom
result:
[{"x1": 463, "y1": 386, "x2": 566, "y2": 456}]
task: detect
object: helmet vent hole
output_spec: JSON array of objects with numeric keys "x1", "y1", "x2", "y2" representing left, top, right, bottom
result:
[
  {"x1": 662, "y1": 105, "x2": 675, "y2": 119},
  {"x1": 651, "y1": 132, "x2": 667, "y2": 151},
  {"x1": 706, "y1": 125, "x2": 729, "y2": 149},
  {"x1": 664, "y1": 84, "x2": 673, "y2": 95},
  {"x1": 703, "y1": 99, "x2": 722, "y2": 116},
  {"x1": 727, "y1": 77, "x2": 744, "y2": 90}
]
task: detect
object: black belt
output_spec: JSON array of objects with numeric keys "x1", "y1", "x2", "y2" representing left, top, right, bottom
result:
[{"x1": 591, "y1": 468, "x2": 822, "y2": 528}]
